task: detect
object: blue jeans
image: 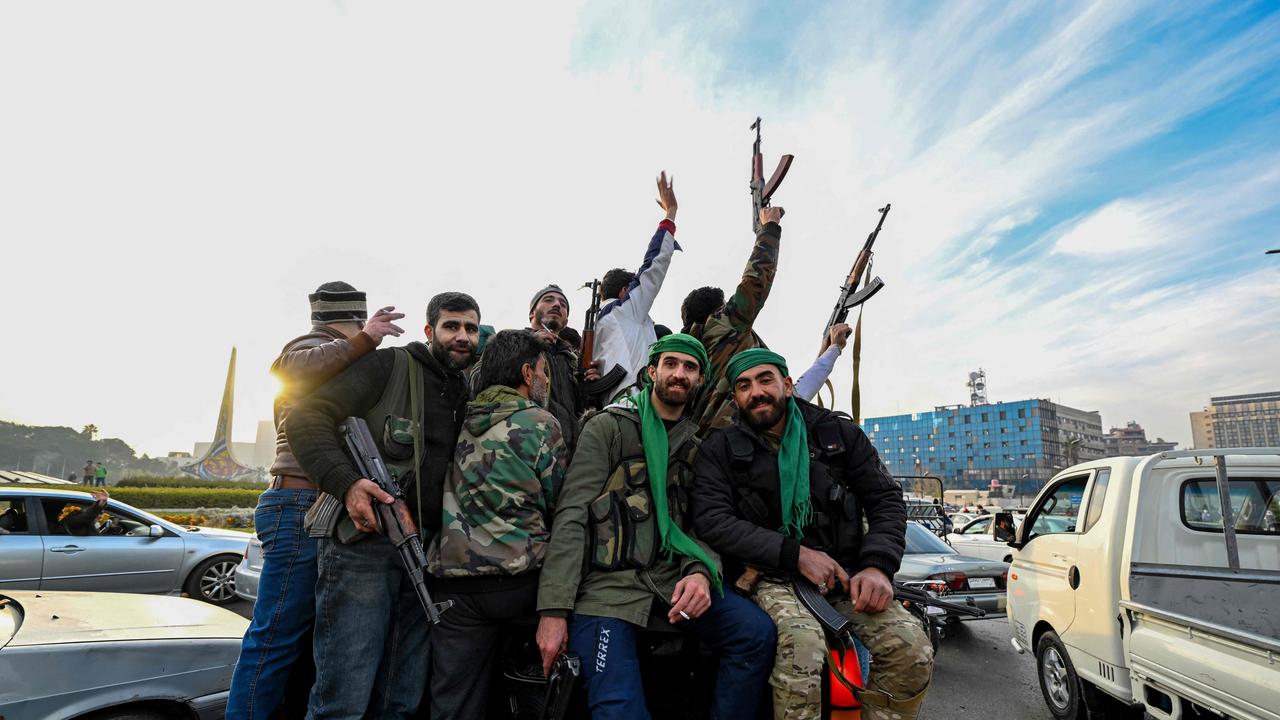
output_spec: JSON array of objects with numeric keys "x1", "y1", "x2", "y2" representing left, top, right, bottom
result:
[
  {"x1": 569, "y1": 590, "x2": 776, "y2": 720},
  {"x1": 228, "y1": 488, "x2": 319, "y2": 720},
  {"x1": 306, "y1": 535, "x2": 431, "y2": 720}
]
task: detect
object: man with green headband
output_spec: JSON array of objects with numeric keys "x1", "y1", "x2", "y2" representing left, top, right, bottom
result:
[
  {"x1": 691, "y1": 348, "x2": 932, "y2": 720},
  {"x1": 536, "y1": 333, "x2": 775, "y2": 720}
]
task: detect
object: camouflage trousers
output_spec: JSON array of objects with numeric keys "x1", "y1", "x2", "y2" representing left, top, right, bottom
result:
[{"x1": 752, "y1": 580, "x2": 934, "y2": 720}]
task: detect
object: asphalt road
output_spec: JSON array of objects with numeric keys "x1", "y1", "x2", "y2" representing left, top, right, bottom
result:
[
  {"x1": 923, "y1": 616, "x2": 1054, "y2": 720},
  {"x1": 229, "y1": 599, "x2": 1049, "y2": 718}
]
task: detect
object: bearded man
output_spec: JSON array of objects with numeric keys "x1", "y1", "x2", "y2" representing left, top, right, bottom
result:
[
  {"x1": 286, "y1": 291, "x2": 482, "y2": 719},
  {"x1": 536, "y1": 334, "x2": 775, "y2": 720}
]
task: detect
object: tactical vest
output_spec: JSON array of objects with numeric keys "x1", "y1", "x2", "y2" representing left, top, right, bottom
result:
[
  {"x1": 586, "y1": 407, "x2": 700, "y2": 571},
  {"x1": 319, "y1": 347, "x2": 428, "y2": 544},
  {"x1": 724, "y1": 414, "x2": 865, "y2": 564}
]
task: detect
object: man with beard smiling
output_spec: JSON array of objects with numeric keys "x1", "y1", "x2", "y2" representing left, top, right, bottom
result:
[
  {"x1": 691, "y1": 349, "x2": 931, "y2": 720},
  {"x1": 425, "y1": 329, "x2": 566, "y2": 720},
  {"x1": 527, "y1": 284, "x2": 596, "y2": 454},
  {"x1": 285, "y1": 291, "x2": 481, "y2": 719},
  {"x1": 536, "y1": 334, "x2": 775, "y2": 720}
]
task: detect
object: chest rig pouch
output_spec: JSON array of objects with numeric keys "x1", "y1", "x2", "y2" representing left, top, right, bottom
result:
[
  {"x1": 725, "y1": 417, "x2": 858, "y2": 554},
  {"x1": 587, "y1": 408, "x2": 699, "y2": 572}
]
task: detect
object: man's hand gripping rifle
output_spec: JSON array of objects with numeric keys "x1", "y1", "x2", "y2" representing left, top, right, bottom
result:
[
  {"x1": 578, "y1": 279, "x2": 628, "y2": 405},
  {"x1": 823, "y1": 204, "x2": 891, "y2": 335},
  {"x1": 750, "y1": 117, "x2": 794, "y2": 234},
  {"x1": 339, "y1": 417, "x2": 453, "y2": 623}
]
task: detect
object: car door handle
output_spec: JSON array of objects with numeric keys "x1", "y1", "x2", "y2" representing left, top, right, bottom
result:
[{"x1": 50, "y1": 545, "x2": 86, "y2": 554}]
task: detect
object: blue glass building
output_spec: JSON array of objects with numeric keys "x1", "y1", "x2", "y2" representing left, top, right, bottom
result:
[{"x1": 862, "y1": 399, "x2": 1100, "y2": 491}]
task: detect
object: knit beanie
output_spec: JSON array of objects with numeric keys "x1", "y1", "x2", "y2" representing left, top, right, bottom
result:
[
  {"x1": 529, "y1": 284, "x2": 570, "y2": 315},
  {"x1": 309, "y1": 281, "x2": 368, "y2": 325}
]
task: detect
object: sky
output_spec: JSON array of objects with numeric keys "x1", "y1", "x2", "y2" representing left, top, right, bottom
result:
[{"x1": 1, "y1": 0, "x2": 1277, "y2": 459}]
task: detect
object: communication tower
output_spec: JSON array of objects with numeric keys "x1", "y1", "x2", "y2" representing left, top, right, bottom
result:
[{"x1": 968, "y1": 368, "x2": 988, "y2": 407}]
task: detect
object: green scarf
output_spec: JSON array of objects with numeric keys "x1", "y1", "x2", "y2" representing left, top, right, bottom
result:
[
  {"x1": 726, "y1": 348, "x2": 812, "y2": 539},
  {"x1": 624, "y1": 333, "x2": 722, "y2": 593}
]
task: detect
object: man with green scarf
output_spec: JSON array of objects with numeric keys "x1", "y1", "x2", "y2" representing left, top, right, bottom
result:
[
  {"x1": 536, "y1": 334, "x2": 775, "y2": 720},
  {"x1": 691, "y1": 348, "x2": 932, "y2": 720}
]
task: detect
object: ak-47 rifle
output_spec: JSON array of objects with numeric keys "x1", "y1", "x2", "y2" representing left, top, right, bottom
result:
[
  {"x1": 824, "y1": 204, "x2": 891, "y2": 334},
  {"x1": 578, "y1": 279, "x2": 628, "y2": 404},
  {"x1": 339, "y1": 417, "x2": 453, "y2": 624},
  {"x1": 820, "y1": 204, "x2": 891, "y2": 422},
  {"x1": 750, "y1": 117, "x2": 794, "y2": 234}
]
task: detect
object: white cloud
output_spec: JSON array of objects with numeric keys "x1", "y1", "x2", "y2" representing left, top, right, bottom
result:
[{"x1": 0, "y1": 1, "x2": 1276, "y2": 457}]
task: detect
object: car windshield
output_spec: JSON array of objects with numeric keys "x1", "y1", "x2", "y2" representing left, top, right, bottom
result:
[{"x1": 905, "y1": 522, "x2": 956, "y2": 554}]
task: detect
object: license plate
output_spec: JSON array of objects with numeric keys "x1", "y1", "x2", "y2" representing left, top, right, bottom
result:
[{"x1": 969, "y1": 577, "x2": 996, "y2": 590}]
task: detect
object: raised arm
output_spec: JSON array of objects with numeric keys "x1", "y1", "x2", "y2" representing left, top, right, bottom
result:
[
  {"x1": 271, "y1": 307, "x2": 404, "y2": 385},
  {"x1": 794, "y1": 323, "x2": 851, "y2": 402},
  {"x1": 720, "y1": 207, "x2": 783, "y2": 333}
]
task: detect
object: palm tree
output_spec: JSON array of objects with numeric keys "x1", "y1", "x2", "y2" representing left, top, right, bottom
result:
[{"x1": 81, "y1": 424, "x2": 99, "y2": 441}]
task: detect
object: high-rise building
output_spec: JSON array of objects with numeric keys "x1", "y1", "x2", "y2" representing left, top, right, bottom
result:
[
  {"x1": 1104, "y1": 421, "x2": 1176, "y2": 456},
  {"x1": 1189, "y1": 391, "x2": 1280, "y2": 448},
  {"x1": 862, "y1": 398, "x2": 1102, "y2": 492}
]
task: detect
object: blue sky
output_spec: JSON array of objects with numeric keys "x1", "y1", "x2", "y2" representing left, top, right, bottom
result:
[{"x1": 1, "y1": 0, "x2": 1276, "y2": 456}]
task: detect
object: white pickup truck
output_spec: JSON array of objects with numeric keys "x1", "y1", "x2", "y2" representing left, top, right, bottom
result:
[{"x1": 1006, "y1": 448, "x2": 1279, "y2": 720}]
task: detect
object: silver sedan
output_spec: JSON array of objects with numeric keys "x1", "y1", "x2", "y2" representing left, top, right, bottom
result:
[
  {"x1": 898, "y1": 521, "x2": 1009, "y2": 623},
  {"x1": 0, "y1": 590, "x2": 247, "y2": 719},
  {"x1": 0, "y1": 488, "x2": 251, "y2": 605}
]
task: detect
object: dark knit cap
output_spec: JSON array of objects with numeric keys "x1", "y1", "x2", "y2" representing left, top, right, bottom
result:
[
  {"x1": 529, "y1": 284, "x2": 570, "y2": 315},
  {"x1": 309, "y1": 281, "x2": 368, "y2": 325}
]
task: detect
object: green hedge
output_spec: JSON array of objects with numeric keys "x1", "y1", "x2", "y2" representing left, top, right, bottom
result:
[
  {"x1": 118, "y1": 475, "x2": 269, "y2": 490},
  {"x1": 108, "y1": 486, "x2": 263, "y2": 509}
]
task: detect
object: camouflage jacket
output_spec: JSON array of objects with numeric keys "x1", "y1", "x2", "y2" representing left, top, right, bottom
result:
[
  {"x1": 688, "y1": 221, "x2": 780, "y2": 432},
  {"x1": 428, "y1": 385, "x2": 567, "y2": 579}
]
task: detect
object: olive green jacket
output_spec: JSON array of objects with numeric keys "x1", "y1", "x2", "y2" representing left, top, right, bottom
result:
[{"x1": 536, "y1": 405, "x2": 718, "y2": 627}]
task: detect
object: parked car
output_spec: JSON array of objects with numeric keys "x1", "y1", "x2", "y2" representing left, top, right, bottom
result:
[
  {"x1": 1007, "y1": 449, "x2": 1280, "y2": 720},
  {"x1": 0, "y1": 487, "x2": 250, "y2": 605},
  {"x1": 0, "y1": 590, "x2": 247, "y2": 719},
  {"x1": 947, "y1": 512, "x2": 1071, "y2": 563},
  {"x1": 898, "y1": 521, "x2": 1009, "y2": 627},
  {"x1": 235, "y1": 536, "x2": 263, "y2": 603}
]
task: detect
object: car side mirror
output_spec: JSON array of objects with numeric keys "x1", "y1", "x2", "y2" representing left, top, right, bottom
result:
[{"x1": 148, "y1": 525, "x2": 165, "y2": 538}]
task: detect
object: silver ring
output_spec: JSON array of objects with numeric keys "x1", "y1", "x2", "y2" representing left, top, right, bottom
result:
[
  {"x1": 818, "y1": 583, "x2": 829, "y2": 593},
  {"x1": 678, "y1": 610, "x2": 691, "y2": 620}
]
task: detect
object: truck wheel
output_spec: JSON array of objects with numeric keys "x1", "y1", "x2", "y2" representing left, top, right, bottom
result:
[
  {"x1": 184, "y1": 554, "x2": 240, "y2": 605},
  {"x1": 1036, "y1": 631, "x2": 1085, "y2": 719}
]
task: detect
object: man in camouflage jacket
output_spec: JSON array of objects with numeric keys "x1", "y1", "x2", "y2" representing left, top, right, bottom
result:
[
  {"x1": 682, "y1": 206, "x2": 785, "y2": 433},
  {"x1": 426, "y1": 329, "x2": 567, "y2": 720}
]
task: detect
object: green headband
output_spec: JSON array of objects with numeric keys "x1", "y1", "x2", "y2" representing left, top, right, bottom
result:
[
  {"x1": 647, "y1": 333, "x2": 709, "y2": 375},
  {"x1": 725, "y1": 347, "x2": 790, "y2": 385}
]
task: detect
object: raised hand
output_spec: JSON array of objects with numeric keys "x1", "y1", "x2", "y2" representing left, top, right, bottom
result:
[
  {"x1": 759, "y1": 206, "x2": 785, "y2": 227},
  {"x1": 821, "y1": 322, "x2": 853, "y2": 353},
  {"x1": 364, "y1": 306, "x2": 406, "y2": 345},
  {"x1": 655, "y1": 171, "x2": 677, "y2": 221}
]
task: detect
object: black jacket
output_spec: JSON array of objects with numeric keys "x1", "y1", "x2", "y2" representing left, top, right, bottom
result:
[
  {"x1": 691, "y1": 399, "x2": 906, "y2": 581},
  {"x1": 543, "y1": 338, "x2": 584, "y2": 455},
  {"x1": 285, "y1": 342, "x2": 469, "y2": 532}
]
